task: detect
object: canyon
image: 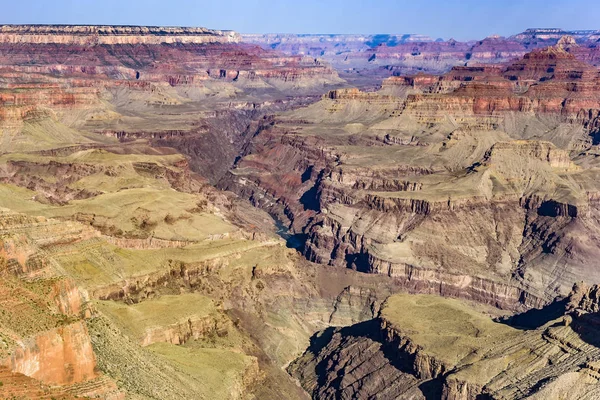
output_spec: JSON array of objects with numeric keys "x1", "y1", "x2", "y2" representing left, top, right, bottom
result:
[
  {"x1": 1, "y1": 23, "x2": 600, "y2": 400},
  {"x1": 244, "y1": 29, "x2": 600, "y2": 86},
  {"x1": 223, "y1": 39, "x2": 600, "y2": 306}
]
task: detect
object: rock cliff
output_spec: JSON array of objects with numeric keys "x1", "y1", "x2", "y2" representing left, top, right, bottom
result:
[
  {"x1": 0, "y1": 24, "x2": 240, "y2": 44},
  {"x1": 290, "y1": 288, "x2": 600, "y2": 399},
  {"x1": 222, "y1": 45, "x2": 600, "y2": 307},
  {"x1": 244, "y1": 29, "x2": 600, "y2": 86}
]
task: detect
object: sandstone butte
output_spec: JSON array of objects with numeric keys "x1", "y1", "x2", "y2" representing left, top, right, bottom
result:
[{"x1": 0, "y1": 23, "x2": 600, "y2": 400}]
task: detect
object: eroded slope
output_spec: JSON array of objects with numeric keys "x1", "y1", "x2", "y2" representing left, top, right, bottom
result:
[
  {"x1": 290, "y1": 285, "x2": 600, "y2": 399},
  {"x1": 222, "y1": 43, "x2": 600, "y2": 306}
]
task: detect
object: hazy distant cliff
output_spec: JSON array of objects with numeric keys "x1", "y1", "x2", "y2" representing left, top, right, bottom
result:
[
  {"x1": 243, "y1": 29, "x2": 600, "y2": 83},
  {"x1": 0, "y1": 24, "x2": 240, "y2": 44}
]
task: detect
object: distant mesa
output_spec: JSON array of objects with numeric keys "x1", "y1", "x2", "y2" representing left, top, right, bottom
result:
[
  {"x1": 0, "y1": 24, "x2": 241, "y2": 44},
  {"x1": 513, "y1": 27, "x2": 600, "y2": 42}
]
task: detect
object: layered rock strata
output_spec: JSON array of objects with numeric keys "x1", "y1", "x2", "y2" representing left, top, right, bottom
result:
[
  {"x1": 291, "y1": 287, "x2": 600, "y2": 399},
  {"x1": 244, "y1": 30, "x2": 600, "y2": 85},
  {"x1": 0, "y1": 24, "x2": 240, "y2": 44},
  {"x1": 222, "y1": 45, "x2": 600, "y2": 306}
]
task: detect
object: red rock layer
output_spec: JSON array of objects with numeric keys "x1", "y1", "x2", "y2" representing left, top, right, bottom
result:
[
  {"x1": 6, "y1": 322, "x2": 97, "y2": 386},
  {"x1": 0, "y1": 24, "x2": 239, "y2": 44},
  {"x1": 0, "y1": 26, "x2": 341, "y2": 133},
  {"x1": 385, "y1": 44, "x2": 600, "y2": 122}
]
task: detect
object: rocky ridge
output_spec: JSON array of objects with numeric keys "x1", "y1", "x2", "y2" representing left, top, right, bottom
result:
[
  {"x1": 0, "y1": 24, "x2": 240, "y2": 44},
  {"x1": 222, "y1": 43, "x2": 600, "y2": 307},
  {"x1": 244, "y1": 29, "x2": 600, "y2": 86},
  {"x1": 290, "y1": 285, "x2": 600, "y2": 399}
]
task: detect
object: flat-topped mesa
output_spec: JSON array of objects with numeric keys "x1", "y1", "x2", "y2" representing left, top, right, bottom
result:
[
  {"x1": 513, "y1": 28, "x2": 600, "y2": 42},
  {"x1": 468, "y1": 37, "x2": 528, "y2": 61},
  {"x1": 382, "y1": 74, "x2": 440, "y2": 91},
  {"x1": 382, "y1": 66, "x2": 507, "y2": 95},
  {"x1": 0, "y1": 24, "x2": 240, "y2": 44},
  {"x1": 443, "y1": 65, "x2": 505, "y2": 82}
]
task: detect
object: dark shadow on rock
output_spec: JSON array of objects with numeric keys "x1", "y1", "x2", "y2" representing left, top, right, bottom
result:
[
  {"x1": 345, "y1": 252, "x2": 371, "y2": 273},
  {"x1": 537, "y1": 200, "x2": 577, "y2": 218},
  {"x1": 301, "y1": 165, "x2": 314, "y2": 183},
  {"x1": 418, "y1": 379, "x2": 444, "y2": 400},
  {"x1": 572, "y1": 312, "x2": 600, "y2": 348},
  {"x1": 496, "y1": 298, "x2": 568, "y2": 330},
  {"x1": 526, "y1": 377, "x2": 554, "y2": 396},
  {"x1": 299, "y1": 185, "x2": 320, "y2": 211},
  {"x1": 307, "y1": 326, "x2": 336, "y2": 356},
  {"x1": 336, "y1": 318, "x2": 382, "y2": 340},
  {"x1": 591, "y1": 130, "x2": 600, "y2": 146},
  {"x1": 273, "y1": 218, "x2": 306, "y2": 250},
  {"x1": 307, "y1": 327, "x2": 337, "y2": 390},
  {"x1": 286, "y1": 233, "x2": 307, "y2": 250}
]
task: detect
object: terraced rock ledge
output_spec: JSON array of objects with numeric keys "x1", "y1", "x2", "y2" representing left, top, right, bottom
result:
[{"x1": 290, "y1": 285, "x2": 600, "y2": 399}]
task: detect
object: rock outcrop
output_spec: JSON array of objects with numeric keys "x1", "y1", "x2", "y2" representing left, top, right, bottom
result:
[
  {"x1": 223, "y1": 45, "x2": 600, "y2": 307},
  {"x1": 291, "y1": 288, "x2": 600, "y2": 399},
  {"x1": 6, "y1": 321, "x2": 97, "y2": 386}
]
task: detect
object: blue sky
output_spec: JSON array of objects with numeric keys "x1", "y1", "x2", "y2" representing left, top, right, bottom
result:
[{"x1": 2, "y1": 0, "x2": 598, "y2": 40}]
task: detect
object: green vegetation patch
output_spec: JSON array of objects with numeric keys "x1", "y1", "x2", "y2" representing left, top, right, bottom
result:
[
  {"x1": 381, "y1": 293, "x2": 519, "y2": 366},
  {"x1": 148, "y1": 342, "x2": 257, "y2": 400},
  {"x1": 95, "y1": 294, "x2": 217, "y2": 342}
]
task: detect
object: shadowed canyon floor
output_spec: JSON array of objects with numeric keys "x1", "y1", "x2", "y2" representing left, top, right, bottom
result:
[{"x1": 1, "y1": 24, "x2": 600, "y2": 400}]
